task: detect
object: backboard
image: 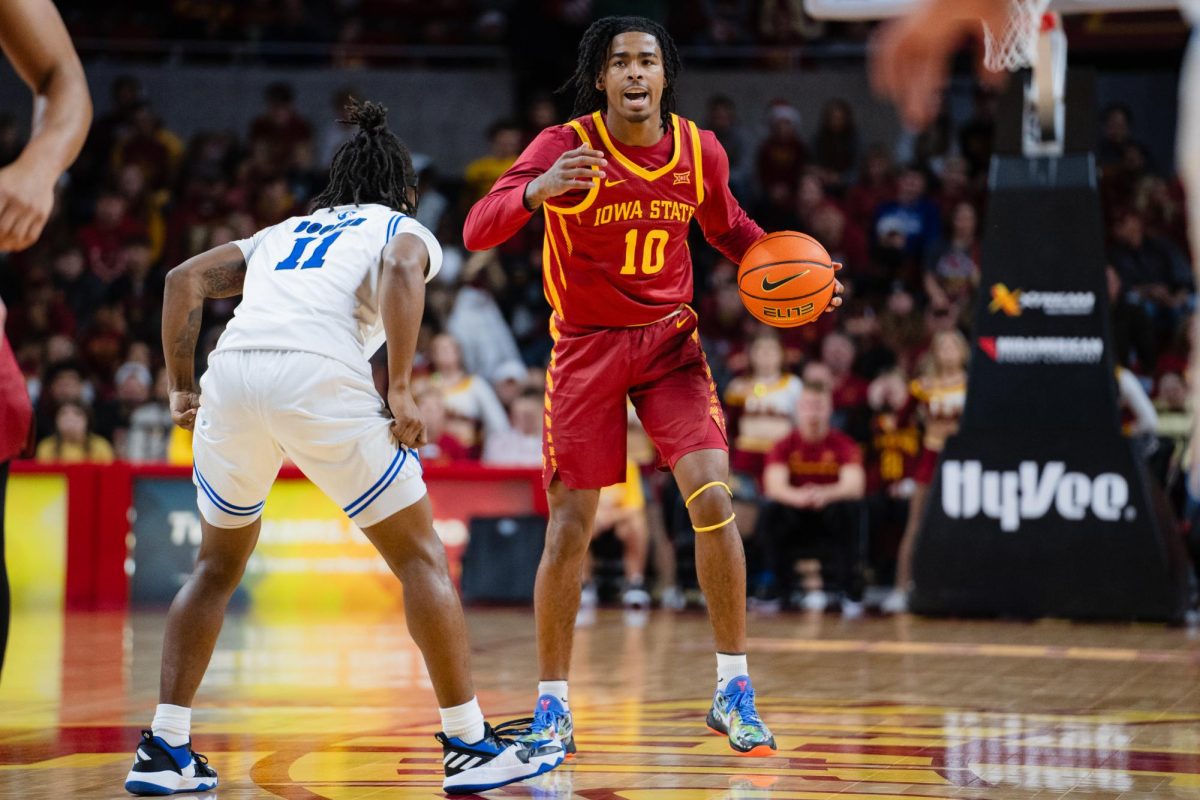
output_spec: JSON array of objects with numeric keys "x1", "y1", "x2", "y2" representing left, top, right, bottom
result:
[{"x1": 804, "y1": 0, "x2": 1178, "y2": 19}]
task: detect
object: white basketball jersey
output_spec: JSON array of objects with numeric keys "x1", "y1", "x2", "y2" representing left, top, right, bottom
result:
[{"x1": 214, "y1": 203, "x2": 442, "y2": 373}]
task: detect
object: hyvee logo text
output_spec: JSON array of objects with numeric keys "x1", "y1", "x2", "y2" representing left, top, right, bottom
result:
[
  {"x1": 989, "y1": 284, "x2": 1096, "y2": 317},
  {"x1": 942, "y1": 460, "x2": 1132, "y2": 532}
]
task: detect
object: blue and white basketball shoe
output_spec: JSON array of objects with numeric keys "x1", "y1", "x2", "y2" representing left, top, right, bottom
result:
[
  {"x1": 438, "y1": 721, "x2": 564, "y2": 794},
  {"x1": 124, "y1": 730, "x2": 218, "y2": 795}
]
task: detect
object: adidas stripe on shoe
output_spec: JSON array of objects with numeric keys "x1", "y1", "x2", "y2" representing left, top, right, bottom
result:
[{"x1": 439, "y1": 721, "x2": 564, "y2": 794}]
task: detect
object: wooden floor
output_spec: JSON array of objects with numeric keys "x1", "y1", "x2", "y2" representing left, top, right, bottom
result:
[{"x1": 2, "y1": 607, "x2": 1200, "y2": 799}]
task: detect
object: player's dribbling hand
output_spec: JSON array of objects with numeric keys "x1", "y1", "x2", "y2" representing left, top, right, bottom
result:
[
  {"x1": 524, "y1": 146, "x2": 607, "y2": 209},
  {"x1": 388, "y1": 390, "x2": 427, "y2": 450},
  {"x1": 825, "y1": 262, "x2": 845, "y2": 315},
  {"x1": 170, "y1": 389, "x2": 201, "y2": 431},
  {"x1": 0, "y1": 159, "x2": 55, "y2": 253}
]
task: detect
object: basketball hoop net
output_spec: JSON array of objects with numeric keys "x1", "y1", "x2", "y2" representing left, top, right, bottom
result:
[{"x1": 982, "y1": 0, "x2": 1067, "y2": 157}]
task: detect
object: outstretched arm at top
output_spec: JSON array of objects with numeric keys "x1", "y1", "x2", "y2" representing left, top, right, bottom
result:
[
  {"x1": 871, "y1": 0, "x2": 1011, "y2": 130},
  {"x1": 463, "y1": 126, "x2": 607, "y2": 251},
  {"x1": 0, "y1": 0, "x2": 92, "y2": 251},
  {"x1": 161, "y1": 244, "x2": 247, "y2": 430}
]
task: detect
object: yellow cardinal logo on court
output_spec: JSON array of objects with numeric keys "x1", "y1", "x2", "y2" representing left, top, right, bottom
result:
[{"x1": 989, "y1": 283, "x2": 1023, "y2": 317}]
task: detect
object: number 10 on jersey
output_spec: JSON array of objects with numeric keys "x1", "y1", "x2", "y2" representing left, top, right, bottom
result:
[{"x1": 621, "y1": 229, "x2": 668, "y2": 275}]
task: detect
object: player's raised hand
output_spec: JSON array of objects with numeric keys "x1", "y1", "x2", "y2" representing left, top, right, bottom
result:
[
  {"x1": 870, "y1": 0, "x2": 1010, "y2": 130},
  {"x1": 0, "y1": 159, "x2": 55, "y2": 252},
  {"x1": 826, "y1": 262, "x2": 845, "y2": 314},
  {"x1": 170, "y1": 389, "x2": 201, "y2": 431},
  {"x1": 388, "y1": 389, "x2": 428, "y2": 449},
  {"x1": 523, "y1": 146, "x2": 607, "y2": 210}
]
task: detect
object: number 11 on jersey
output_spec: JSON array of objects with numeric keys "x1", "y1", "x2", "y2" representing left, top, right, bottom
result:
[{"x1": 275, "y1": 217, "x2": 366, "y2": 270}]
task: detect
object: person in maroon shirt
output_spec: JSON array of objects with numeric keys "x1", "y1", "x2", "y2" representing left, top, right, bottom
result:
[
  {"x1": 756, "y1": 381, "x2": 866, "y2": 614},
  {"x1": 464, "y1": 15, "x2": 843, "y2": 758},
  {"x1": 0, "y1": 0, "x2": 92, "y2": 675}
]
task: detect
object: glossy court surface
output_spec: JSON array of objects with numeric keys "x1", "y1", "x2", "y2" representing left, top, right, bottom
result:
[{"x1": 2, "y1": 609, "x2": 1200, "y2": 799}]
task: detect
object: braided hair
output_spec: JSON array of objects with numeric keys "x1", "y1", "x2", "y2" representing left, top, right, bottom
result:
[
  {"x1": 559, "y1": 16, "x2": 681, "y2": 130},
  {"x1": 311, "y1": 98, "x2": 418, "y2": 214}
]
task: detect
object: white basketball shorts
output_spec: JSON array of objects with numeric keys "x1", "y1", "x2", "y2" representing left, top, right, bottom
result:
[{"x1": 192, "y1": 350, "x2": 425, "y2": 529}]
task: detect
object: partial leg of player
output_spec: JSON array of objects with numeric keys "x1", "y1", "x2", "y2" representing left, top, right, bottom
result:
[
  {"x1": 361, "y1": 495, "x2": 566, "y2": 793},
  {"x1": 675, "y1": 449, "x2": 777, "y2": 757},
  {"x1": 125, "y1": 517, "x2": 259, "y2": 795},
  {"x1": 510, "y1": 480, "x2": 597, "y2": 758}
]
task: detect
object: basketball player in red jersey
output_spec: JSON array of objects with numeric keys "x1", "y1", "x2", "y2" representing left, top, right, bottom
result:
[
  {"x1": 0, "y1": 0, "x2": 92, "y2": 675},
  {"x1": 465, "y1": 15, "x2": 841, "y2": 757}
]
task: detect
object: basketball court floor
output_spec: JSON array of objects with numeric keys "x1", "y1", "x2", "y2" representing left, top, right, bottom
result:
[{"x1": 1, "y1": 608, "x2": 1199, "y2": 799}]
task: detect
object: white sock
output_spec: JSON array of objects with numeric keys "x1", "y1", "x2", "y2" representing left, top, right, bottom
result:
[
  {"x1": 538, "y1": 680, "x2": 569, "y2": 709},
  {"x1": 716, "y1": 652, "x2": 748, "y2": 689},
  {"x1": 440, "y1": 696, "x2": 486, "y2": 744},
  {"x1": 151, "y1": 703, "x2": 192, "y2": 748}
]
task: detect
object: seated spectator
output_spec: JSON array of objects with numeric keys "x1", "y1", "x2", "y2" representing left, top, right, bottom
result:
[
  {"x1": 924, "y1": 201, "x2": 982, "y2": 326},
  {"x1": 885, "y1": 330, "x2": 968, "y2": 614},
  {"x1": 125, "y1": 367, "x2": 172, "y2": 463},
  {"x1": 582, "y1": 459, "x2": 651, "y2": 612},
  {"x1": 813, "y1": 98, "x2": 859, "y2": 193},
  {"x1": 77, "y1": 191, "x2": 145, "y2": 285},
  {"x1": 705, "y1": 95, "x2": 754, "y2": 201},
  {"x1": 1108, "y1": 210, "x2": 1193, "y2": 335},
  {"x1": 820, "y1": 331, "x2": 869, "y2": 433},
  {"x1": 249, "y1": 82, "x2": 313, "y2": 175},
  {"x1": 96, "y1": 360, "x2": 152, "y2": 448},
  {"x1": 755, "y1": 383, "x2": 867, "y2": 615},
  {"x1": 35, "y1": 401, "x2": 114, "y2": 464},
  {"x1": 492, "y1": 360, "x2": 530, "y2": 411},
  {"x1": 865, "y1": 369, "x2": 920, "y2": 586},
  {"x1": 463, "y1": 119, "x2": 522, "y2": 203},
  {"x1": 415, "y1": 387, "x2": 473, "y2": 465},
  {"x1": 1154, "y1": 372, "x2": 1191, "y2": 470},
  {"x1": 756, "y1": 102, "x2": 808, "y2": 206},
  {"x1": 845, "y1": 144, "x2": 896, "y2": 231},
  {"x1": 810, "y1": 202, "x2": 869, "y2": 281},
  {"x1": 725, "y1": 332, "x2": 803, "y2": 480},
  {"x1": 50, "y1": 246, "x2": 104, "y2": 324},
  {"x1": 874, "y1": 165, "x2": 942, "y2": 265},
  {"x1": 447, "y1": 250, "x2": 524, "y2": 377},
  {"x1": 428, "y1": 333, "x2": 511, "y2": 455},
  {"x1": 1098, "y1": 103, "x2": 1140, "y2": 171},
  {"x1": 481, "y1": 389, "x2": 542, "y2": 467},
  {"x1": 35, "y1": 362, "x2": 88, "y2": 438}
]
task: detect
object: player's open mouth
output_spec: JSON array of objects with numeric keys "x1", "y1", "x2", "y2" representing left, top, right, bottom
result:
[{"x1": 623, "y1": 89, "x2": 649, "y2": 107}]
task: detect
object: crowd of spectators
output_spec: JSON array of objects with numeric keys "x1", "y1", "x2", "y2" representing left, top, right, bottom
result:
[
  {"x1": 55, "y1": 1, "x2": 859, "y2": 60},
  {"x1": 1, "y1": 63, "x2": 1193, "y2": 610}
]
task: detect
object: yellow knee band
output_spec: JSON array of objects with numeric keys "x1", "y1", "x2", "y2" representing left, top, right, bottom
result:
[
  {"x1": 693, "y1": 513, "x2": 736, "y2": 533},
  {"x1": 684, "y1": 481, "x2": 732, "y2": 509}
]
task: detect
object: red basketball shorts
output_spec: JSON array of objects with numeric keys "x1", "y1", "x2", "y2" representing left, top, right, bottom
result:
[{"x1": 542, "y1": 307, "x2": 728, "y2": 490}]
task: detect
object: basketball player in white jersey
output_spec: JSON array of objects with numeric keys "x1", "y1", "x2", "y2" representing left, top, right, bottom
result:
[
  {"x1": 872, "y1": 0, "x2": 1199, "y2": 490},
  {"x1": 124, "y1": 100, "x2": 563, "y2": 796}
]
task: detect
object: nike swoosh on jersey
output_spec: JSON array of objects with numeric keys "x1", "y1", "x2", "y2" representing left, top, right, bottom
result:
[
  {"x1": 760, "y1": 271, "x2": 809, "y2": 292},
  {"x1": 604, "y1": 178, "x2": 628, "y2": 188}
]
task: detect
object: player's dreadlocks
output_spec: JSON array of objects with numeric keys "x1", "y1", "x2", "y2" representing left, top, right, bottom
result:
[
  {"x1": 311, "y1": 98, "x2": 418, "y2": 214},
  {"x1": 560, "y1": 16, "x2": 681, "y2": 130}
]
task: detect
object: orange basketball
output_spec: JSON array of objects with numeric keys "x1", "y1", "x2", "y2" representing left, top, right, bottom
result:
[{"x1": 737, "y1": 231, "x2": 837, "y2": 327}]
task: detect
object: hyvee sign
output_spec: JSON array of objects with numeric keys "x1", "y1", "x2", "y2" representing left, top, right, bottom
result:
[
  {"x1": 911, "y1": 144, "x2": 1186, "y2": 621},
  {"x1": 941, "y1": 460, "x2": 1133, "y2": 533}
]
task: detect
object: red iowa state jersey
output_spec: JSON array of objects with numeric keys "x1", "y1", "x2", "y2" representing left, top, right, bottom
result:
[{"x1": 464, "y1": 111, "x2": 764, "y2": 327}]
